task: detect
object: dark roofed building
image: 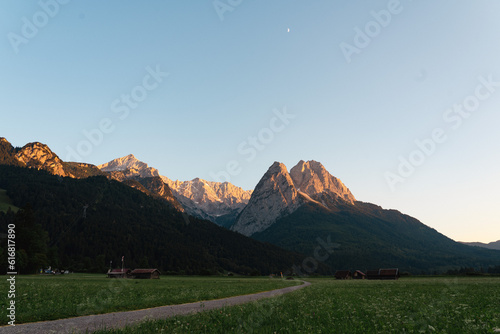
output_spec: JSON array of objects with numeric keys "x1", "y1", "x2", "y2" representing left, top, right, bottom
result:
[
  {"x1": 366, "y1": 269, "x2": 380, "y2": 280},
  {"x1": 366, "y1": 268, "x2": 400, "y2": 280},
  {"x1": 379, "y1": 268, "x2": 399, "y2": 280},
  {"x1": 131, "y1": 269, "x2": 161, "y2": 279},
  {"x1": 353, "y1": 270, "x2": 366, "y2": 279},
  {"x1": 334, "y1": 270, "x2": 352, "y2": 280},
  {"x1": 107, "y1": 268, "x2": 131, "y2": 278}
]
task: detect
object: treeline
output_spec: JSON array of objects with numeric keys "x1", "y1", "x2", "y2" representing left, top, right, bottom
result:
[
  {"x1": 0, "y1": 165, "x2": 326, "y2": 276},
  {"x1": 445, "y1": 266, "x2": 500, "y2": 275},
  {"x1": 0, "y1": 207, "x2": 49, "y2": 274}
]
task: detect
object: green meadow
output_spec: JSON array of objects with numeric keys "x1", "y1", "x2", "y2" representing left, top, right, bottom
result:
[
  {"x1": 0, "y1": 274, "x2": 300, "y2": 325},
  {"x1": 2, "y1": 275, "x2": 500, "y2": 333},
  {"x1": 95, "y1": 276, "x2": 500, "y2": 334}
]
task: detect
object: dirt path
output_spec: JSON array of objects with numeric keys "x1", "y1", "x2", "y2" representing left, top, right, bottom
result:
[{"x1": 1, "y1": 281, "x2": 310, "y2": 334}]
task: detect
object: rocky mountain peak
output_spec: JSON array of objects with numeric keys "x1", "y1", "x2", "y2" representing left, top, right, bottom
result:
[
  {"x1": 98, "y1": 155, "x2": 252, "y2": 224},
  {"x1": 231, "y1": 161, "x2": 301, "y2": 236},
  {"x1": 268, "y1": 161, "x2": 288, "y2": 174},
  {"x1": 212, "y1": 181, "x2": 252, "y2": 206},
  {"x1": 98, "y1": 155, "x2": 160, "y2": 179},
  {"x1": 290, "y1": 160, "x2": 355, "y2": 204},
  {"x1": 232, "y1": 160, "x2": 357, "y2": 236},
  {"x1": 164, "y1": 177, "x2": 252, "y2": 223},
  {"x1": 15, "y1": 142, "x2": 67, "y2": 176}
]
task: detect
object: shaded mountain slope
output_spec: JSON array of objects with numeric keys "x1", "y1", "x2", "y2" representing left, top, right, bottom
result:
[{"x1": 252, "y1": 200, "x2": 500, "y2": 273}]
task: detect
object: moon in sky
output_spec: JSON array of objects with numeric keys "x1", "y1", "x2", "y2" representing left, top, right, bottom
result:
[{"x1": 287, "y1": 28, "x2": 290, "y2": 33}]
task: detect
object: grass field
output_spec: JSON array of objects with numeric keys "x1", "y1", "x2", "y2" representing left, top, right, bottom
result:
[
  {"x1": 93, "y1": 276, "x2": 500, "y2": 334},
  {"x1": 0, "y1": 188, "x2": 18, "y2": 213},
  {"x1": 0, "y1": 274, "x2": 300, "y2": 325}
]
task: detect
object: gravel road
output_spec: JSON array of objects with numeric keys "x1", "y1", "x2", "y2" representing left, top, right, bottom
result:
[{"x1": 0, "y1": 280, "x2": 310, "y2": 334}]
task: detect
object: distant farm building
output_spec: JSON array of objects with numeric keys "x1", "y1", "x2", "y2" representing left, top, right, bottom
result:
[
  {"x1": 366, "y1": 268, "x2": 400, "y2": 280},
  {"x1": 334, "y1": 270, "x2": 352, "y2": 280},
  {"x1": 107, "y1": 268, "x2": 131, "y2": 278},
  {"x1": 366, "y1": 270, "x2": 380, "y2": 280},
  {"x1": 130, "y1": 269, "x2": 161, "y2": 279},
  {"x1": 352, "y1": 270, "x2": 366, "y2": 279},
  {"x1": 379, "y1": 268, "x2": 400, "y2": 280}
]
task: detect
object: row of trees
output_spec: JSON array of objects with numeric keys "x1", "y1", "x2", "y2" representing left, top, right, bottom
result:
[
  {"x1": 0, "y1": 207, "x2": 49, "y2": 274},
  {"x1": 445, "y1": 266, "x2": 500, "y2": 275}
]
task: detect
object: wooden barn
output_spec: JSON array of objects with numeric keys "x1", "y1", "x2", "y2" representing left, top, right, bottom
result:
[
  {"x1": 334, "y1": 270, "x2": 352, "y2": 280},
  {"x1": 379, "y1": 268, "x2": 399, "y2": 280},
  {"x1": 366, "y1": 268, "x2": 400, "y2": 280},
  {"x1": 131, "y1": 269, "x2": 161, "y2": 279},
  {"x1": 352, "y1": 270, "x2": 366, "y2": 279},
  {"x1": 107, "y1": 268, "x2": 131, "y2": 278},
  {"x1": 366, "y1": 269, "x2": 380, "y2": 280}
]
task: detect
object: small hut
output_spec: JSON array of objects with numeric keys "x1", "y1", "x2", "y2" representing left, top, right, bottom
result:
[
  {"x1": 334, "y1": 270, "x2": 352, "y2": 280},
  {"x1": 131, "y1": 269, "x2": 161, "y2": 279},
  {"x1": 379, "y1": 268, "x2": 399, "y2": 280},
  {"x1": 107, "y1": 268, "x2": 131, "y2": 278},
  {"x1": 366, "y1": 268, "x2": 400, "y2": 280},
  {"x1": 352, "y1": 270, "x2": 366, "y2": 279}
]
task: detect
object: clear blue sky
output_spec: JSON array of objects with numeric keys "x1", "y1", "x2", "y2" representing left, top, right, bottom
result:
[{"x1": 1, "y1": 0, "x2": 499, "y2": 242}]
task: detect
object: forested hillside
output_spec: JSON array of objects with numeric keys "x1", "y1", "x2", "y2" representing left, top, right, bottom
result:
[
  {"x1": 0, "y1": 165, "x2": 328, "y2": 275},
  {"x1": 252, "y1": 201, "x2": 500, "y2": 274}
]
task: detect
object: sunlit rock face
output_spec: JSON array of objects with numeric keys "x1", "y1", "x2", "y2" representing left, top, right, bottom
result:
[
  {"x1": 164, "y1": 177, "x2": 252, "y2": 222},
  {"x1": 98, "y1": 154, "x2": 160, "y2": 180},
  {"x1": 15, "y1": 142, "x2": 67, "y2": 177},
  {"x1": 290, "y1": 160, "x2": 355, "y2": 205},
  {"x1": 99, "y1": 155, "x2": 252, "y2": 223},
  {"x1": 231, "y1": 162, "x2": 302, "y2": 237},
  {"x1": 232, "y1": 160, "x2": 356, "y2": 236}
]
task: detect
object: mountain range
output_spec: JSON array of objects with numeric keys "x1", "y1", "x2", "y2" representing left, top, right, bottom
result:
[
  {"x1": 1, "y1": 137, "x2": 499, "y2": 274},
  {"x1": 0, "y1": 138, "x2": 319, "y2": 275},
  {"x1": 98, "y1": 154, "x2": 252, "y2": 227},
  {"x1": 460, "y1": 240, "x2": 500, "y2": 251}
]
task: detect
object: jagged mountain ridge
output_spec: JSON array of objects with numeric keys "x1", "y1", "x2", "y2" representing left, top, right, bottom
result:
[
  {"x1": 0, "y1": 138, "x2": 182, "y2": 210},
  {"x1": 0, "y1": 138, "x2": 104, "y2": 178},
  {"x1": 164, "y1": 177, "x2": 252, "y2": 226},
  {"x1": 231, "y1": 160, "x2": 355, "y2": 236},
  {"x1": 98, "y1": 155, "x2": 252, "y2": 225},
  {"x1": 290, "y1": 160, "x2": 355, "y2": 205},
  {"x1": 98, "y1": 154, "x2": 160, "y2": 180},
  {"x1": 0, "y1": 138, "x2": 251, "y2": 223},
  {"x1": 97, "y1": 155, "x2": 184, "y2": 209}
]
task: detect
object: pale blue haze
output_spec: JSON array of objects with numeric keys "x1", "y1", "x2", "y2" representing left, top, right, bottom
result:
[{"x1": 1, "y1": 0, "x2": 499, "y2": 242}]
